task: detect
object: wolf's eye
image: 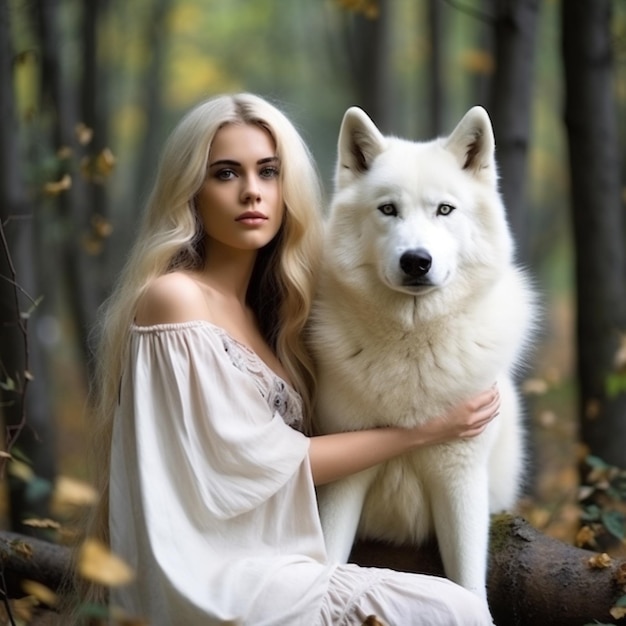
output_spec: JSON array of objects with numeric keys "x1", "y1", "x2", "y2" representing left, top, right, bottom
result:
[
  {"x1": 378, "y1": 203, "x2": 398, "y2": 217},
  {"x1": 437, "y1": 203, "x2": 455, "y2": 216}
]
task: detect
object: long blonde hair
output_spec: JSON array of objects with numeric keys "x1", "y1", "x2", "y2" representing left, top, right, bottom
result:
[{"x1": 80, "y1": 93, "x2": 323, "y2": 605}]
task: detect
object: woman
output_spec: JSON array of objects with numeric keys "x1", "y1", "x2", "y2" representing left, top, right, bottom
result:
[{"x1": 83, "y1": 93, "x2": 498, "y2": 624}]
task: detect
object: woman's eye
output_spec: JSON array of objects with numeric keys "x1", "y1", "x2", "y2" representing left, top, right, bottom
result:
[
  {"x1": 215, "y1": 169, "x2": 236, "y2": 181},
  {"x1": 260, "y1": 166, "x2": 280, "y2": 179},
  {"x1": 378, "y1": 203, "x2": 398, "y2": 217},
  {"x1": 437, "y1": 203, "x2": 455, "y2": 216}
]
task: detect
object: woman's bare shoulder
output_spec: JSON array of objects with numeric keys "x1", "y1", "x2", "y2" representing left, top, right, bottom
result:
[{"x1": 134, "y1": 272, "x2": 209, "y2": 326}]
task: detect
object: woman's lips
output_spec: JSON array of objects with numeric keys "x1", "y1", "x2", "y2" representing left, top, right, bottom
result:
[{"x1": 236, "y1": 211, "x2": 268, "y2": 225}]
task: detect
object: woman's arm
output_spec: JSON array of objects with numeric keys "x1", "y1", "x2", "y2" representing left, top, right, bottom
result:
[{"x1": 308, "y1": 386, "x2": 500, "y2": 486}]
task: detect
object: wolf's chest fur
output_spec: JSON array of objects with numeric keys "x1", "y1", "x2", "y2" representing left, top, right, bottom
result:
[{"x1": 317, "y1": 280, "x2": 520, "y2": 429}]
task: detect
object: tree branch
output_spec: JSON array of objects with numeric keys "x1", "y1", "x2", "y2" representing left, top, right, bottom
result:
[{"x1": 0, "y1": 219, "x2": 33, "y2": 471}]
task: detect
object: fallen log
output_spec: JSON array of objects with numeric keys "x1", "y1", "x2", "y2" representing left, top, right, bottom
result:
[
  {"x1": 0, "y1": 515, "x2": 625, "y2": 625},
  {"x1": 0, "y1": 531, "x2": 71, "y2": 599},
  {"x1": 350, "y1": 514, "x2": 626, "y2": 626}
]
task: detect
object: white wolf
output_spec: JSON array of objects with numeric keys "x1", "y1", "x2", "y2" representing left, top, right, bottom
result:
[{"x1": 309, "y1": 105, "x2": 536, "y2": 601}]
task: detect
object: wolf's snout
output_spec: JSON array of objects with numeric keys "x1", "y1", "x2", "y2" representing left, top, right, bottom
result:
[{"x1": 400, "y1": 249, "x2": 432, "y2": 277}]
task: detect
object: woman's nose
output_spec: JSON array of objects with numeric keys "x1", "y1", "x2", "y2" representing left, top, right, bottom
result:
[{"x1": 241, "y1": 175, "x2": 261, "y2": 202}]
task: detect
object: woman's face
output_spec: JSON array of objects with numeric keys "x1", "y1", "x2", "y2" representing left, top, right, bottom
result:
[{"x1": 196, "y1": 123, "x2": 284, "y2": 256}]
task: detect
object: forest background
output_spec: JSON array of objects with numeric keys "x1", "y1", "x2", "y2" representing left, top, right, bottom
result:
[{"x1": 1, "y1": 0, "x2": 626, "y2": 592}]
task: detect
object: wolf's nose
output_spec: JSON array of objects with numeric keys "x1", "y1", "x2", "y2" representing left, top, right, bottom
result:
[{"x1": 400, "y1": 249, "x2": 432, "y2": 277}]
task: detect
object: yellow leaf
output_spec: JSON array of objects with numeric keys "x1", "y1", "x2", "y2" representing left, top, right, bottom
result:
[
  {"x1": 22, "y1": 517, "x2": 61, "y2": 530},
  {"x1": 91, "y1": 214, "x2": 113, "y2": 238},
  {"x1": 575, "y1": 525, "x2": 597, "y2": 548},
  {"x1": 53, "y1": 475, "x2": 98, "y2": 509},
  {"x1": 588, "y1": 552, "x2": 612, "y2": 569},
  {"x1": 537, "y1": 410, "x2": 557, "y2": 428},
  {"x1": 9, "y1": 459, "x2": 34, "y2": 482},
  {"x1": 56, "y1": 145, "x2": 73, "y2": 160},
  {"x1": 11, "y1": 540, "x2": 33, "y2": 559},
  {"x1": 75, "y1": 122, "x2": 93, "y2": 146},
  {"x1": 96, "y1": 147, "x2": 116, "y2": 177},
  {"x1": 82, "y1": 232, "x2": 105, "y2": 255},
  {"x1": 610, "y1": 606, "x2": 626, "y2": 619},
  {"x1": 78, "y1": 539, "x2": 135, "y2": 587},
  {"x1": 522, "y1": 377, "x2": 549, "y2": 395},
  {"x1": 21, "y1": 580, "x2": 58, "y2": 607},
  {"x1": 43, "y1": 174, "x2": 72, "y2": 196},
  {"x1": 578, "y1": 485, "x2": 595, "y2": 500},
  {"x1": 80, "y1": 151, "x2": 115, "y2": 183},
  {"x1": 459, "y1": 49, "x2": 495, "y2": 75}
]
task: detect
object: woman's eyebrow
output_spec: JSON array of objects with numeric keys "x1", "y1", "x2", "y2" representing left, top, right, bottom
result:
[
  {"x1": 209, "y1": 156, "x2": 280, "y2": 169},
  {"x1": 209, "y1": 158, "x2": 240, "y2": 168},
  {"x1": 259, "y1": 156, "x2": 280, "y2": 165}
]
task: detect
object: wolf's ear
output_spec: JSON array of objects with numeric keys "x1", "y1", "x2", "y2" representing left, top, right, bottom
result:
[
  {"x1": 336, "y1": 107, "x2": 386, "y2": 187},
  {"x1": 444, "y1": 106, "x2": 496, "y2": 182}
]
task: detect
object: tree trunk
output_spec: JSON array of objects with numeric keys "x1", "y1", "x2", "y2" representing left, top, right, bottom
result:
[
  {"x1": 131, "y1": 0, "x2": 171, "y2": 236},
  {"x1": 0, "y1": 0, "x2": 56, "y2": 537},
  {"x1": 561, "y1": 0, "x2": 626, "y2": 469},
  {"x1": 426, "y1": 0, "x2": 444, "y2": 136},
  {"x1": 488, "y1": 0, "x2": 540, "y2": 265},
  {"x1": 35, "y1": 0, "x2": 102, "y2": 374},
  {"x1": 344, "y1": 0, "x2": 395, "y2": 133},
  {"x1": 0, "y1": 516, "x2": 624, "y2": 625},
  {"x1": 75, "y1": 0, "x2": 110, "y2": 364}
]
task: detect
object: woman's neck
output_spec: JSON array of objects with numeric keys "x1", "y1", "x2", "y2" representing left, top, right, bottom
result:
[{"x1": 201, "y1": 245, "x2": 257, "y2": 304}]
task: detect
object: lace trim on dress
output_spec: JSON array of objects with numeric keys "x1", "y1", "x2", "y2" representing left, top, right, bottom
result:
[
  {"x1": 212, "y1": 326, "x2": 304, "y2": 430},
  {"x1": 130, "y1": 321, "x2": 305, "y2": 430}
]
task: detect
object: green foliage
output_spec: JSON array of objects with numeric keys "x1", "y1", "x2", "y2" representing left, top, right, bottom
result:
[
  {"x1": 0, "y1": 376, "x2": 16, "y2": 392},
  {"x1": 77, "y1": 602, "x2": 111, "y2": 621},
  {"x1": 579, "y1": 455, "x2": 626, "y2": 547},
  {"x1": 7, "y1": 448, "x2": 54, "y2": 508},
  {"x1": 606, "y1": 372, "x2": 626, "y2": 398}
]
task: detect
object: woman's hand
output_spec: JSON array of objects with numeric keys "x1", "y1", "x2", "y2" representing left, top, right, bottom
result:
[
  {"x1": 407, "y1": 385, "x2": 500, "y2": 447},
  {"x1": 309, "y1": 385, "x2": 500, "y2": 486}
]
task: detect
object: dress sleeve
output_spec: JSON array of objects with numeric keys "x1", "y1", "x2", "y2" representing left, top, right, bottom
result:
[{"x1": 122, "y1": 324, "x2": 311, "y2": 521}]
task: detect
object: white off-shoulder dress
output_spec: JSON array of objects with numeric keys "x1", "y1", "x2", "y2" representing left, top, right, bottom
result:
[{"x1": 109, "y1": 322, "x2": 494, "y2": 626}]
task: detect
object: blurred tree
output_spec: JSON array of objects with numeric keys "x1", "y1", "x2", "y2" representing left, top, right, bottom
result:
[
  {"x1": 339, "y1": 0, "x2": 396, "y2": 132},
  {"x1": 32, "y1": 0, "x2": 113, "y2": 368},
  {"x1": 562, "y1": 0, "x2": 626, "y2": 468},
  {"x1": 487, "y1": 0, "x2": 540, "y2": 265},
  {"x1": 0, "y1": 0, "x2": 56, "y2": 536},
  {"x1": 132, "y1": 0, "x2": 172, "y2": 211},
  {"x1": 77, "y1": 0, "x2": 112, "y2": 355},
  {"x1": 427, "y1": 0, "x2": 444, "y2": 135},
  {"x1": 34, "y1": 0, "x2": 92, "y2": 371}
]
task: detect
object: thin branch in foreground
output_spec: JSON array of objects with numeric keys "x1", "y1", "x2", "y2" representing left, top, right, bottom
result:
[{"x1": 0, "y1": 218, "x2": 33, "y2": 474}]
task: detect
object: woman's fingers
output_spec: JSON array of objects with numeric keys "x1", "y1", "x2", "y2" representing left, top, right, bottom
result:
[{"x1": 463, "y1": 385, "x2": 501, "y2": 437}]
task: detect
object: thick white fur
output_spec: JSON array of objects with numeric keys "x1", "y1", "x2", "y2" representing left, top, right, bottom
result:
[{"x1": 309, "y1": 106, "x2": 536, "y2": 601}]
